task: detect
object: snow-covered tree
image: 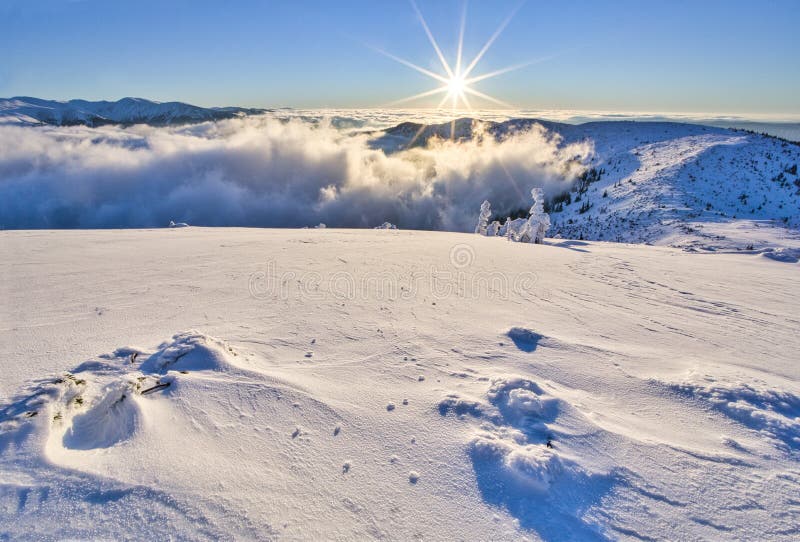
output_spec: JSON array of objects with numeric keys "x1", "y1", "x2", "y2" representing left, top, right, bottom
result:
[
  {"x1": 475, "y1": 200, "x2": 492, "y2": 235},
  {"x1": 503, "y1": 218, "x2": 528, "y2": 242},
  {"x1": 486, "y1": 220, "x2": 501, "y2": 237},
  {"x1": 527, "y1": 188, "x2": 550, "y2": 244},
  {"x1": 497, "y1": 189, "x2": 550, "y2": 244},
  {"x1": 503, "y1": 216, "x2": 513, "y2": 240},
  {"x1": 517, "y1": 220, "x2": 534, "y2": 243}
]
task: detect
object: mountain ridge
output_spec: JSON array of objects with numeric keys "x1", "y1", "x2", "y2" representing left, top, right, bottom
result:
[
  {"x1": 371, "y1": 117, "x2": 800, "y2": 250},
  {"x1": 0, "y1": 96, "x2": 268, "y2": 127}
]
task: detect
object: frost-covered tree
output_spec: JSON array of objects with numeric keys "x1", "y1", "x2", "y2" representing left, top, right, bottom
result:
[
  {"x1": 527, "y1": 188, "x2": 550, "y2": 244},
  {"x1": 503, "y1": 216, "x2": 513, "y2": 240},
  {"x1": 500, "y1": 189, "x2": 550, "y2": 244},
  {"x1": 475, "y1": 200, "x2": 492, "y2": 235},
  {"x1": 486, "y1": 220, "x2": 501, "y2": 237},
  {"x1": 517, "y1": 220, "x2": 534, "y2": 243},
  {"x1": 503, "y1": 217, "x2": 528, "y2": 242}
]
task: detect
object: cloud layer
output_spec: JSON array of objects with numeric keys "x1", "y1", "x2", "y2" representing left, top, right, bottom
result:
[{"x1": 0, "y1": 115, "x2": 592, "y2": 230}]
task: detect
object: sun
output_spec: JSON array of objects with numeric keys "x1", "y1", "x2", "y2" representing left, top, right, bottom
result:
[
  {"x1": 369, "y1": 0, "x2": 537, "y2": 113},
  {"x1": 446, "y1": 76, "x2": 466, "y2": 97},
  {"x1": 446, "y1": 75, "x2": 467, "y2": 105}
]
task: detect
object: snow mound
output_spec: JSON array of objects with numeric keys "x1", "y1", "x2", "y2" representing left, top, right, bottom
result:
[
  {"x1": 666, "y1": 378, "x2": 800, "y2": 451},
  {"x1": 488, "y1": 378, "x2": 558, "y2": 422},
  {"x1": 0, "y1": 363, "x2": 148, "y2": 460},
  {"x1": 139, "y1": 331, "x2": 240, "y2": 374},
  {"x1": 761, "y1": 247, "x2": 800, "y2": 263},
  {"x1": 169, "y1": 220, "x2": 189, "y2": 228},
  {"x1": 0, "y1": 332, "x2": 347, "y2": 538},
  {"x1": 61, "y1": 383, "x2": 138, "y2": 450},
  {"x1": 439, "y1": 375, "x2": 612, "y2": 537},
  {"x1": 374, "y1": 222, "x2": 398, "y2": 230},
  {"x1": 506, "y1": 328, "x2": 543, "y2": 352},
  {"x1": 49, "y1": 332, "x2": 243, "y2": 455},
  {"x1": 472, "y1": 378, "x2": 565, "y2": 492},
  {"x1": 0, "y1": 332, "x2": 244, "y2": 458},
  {"x1": 437, "y1": 394, "x2": 485, "y2": 418},
  {"x1": 470, "y1": 432, "x2": 564, "y2": 492}
]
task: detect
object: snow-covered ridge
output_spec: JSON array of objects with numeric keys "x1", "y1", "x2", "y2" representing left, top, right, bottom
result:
[
  {"x1": 0, "y1": 96, "x2": 268, "y2": 126},
  {"x1": 373, "y1": 117, "x2": 800, "y2": 249}
]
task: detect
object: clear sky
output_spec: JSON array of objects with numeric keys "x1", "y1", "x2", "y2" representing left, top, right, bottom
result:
[{"x1": 1, "y1": 0, "x2": 798, "y2": 115}]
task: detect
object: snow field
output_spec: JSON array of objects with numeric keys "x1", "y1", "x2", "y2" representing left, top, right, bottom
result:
[{"x1": 1, "y1": 228, "x2": 798, "y2": 540}]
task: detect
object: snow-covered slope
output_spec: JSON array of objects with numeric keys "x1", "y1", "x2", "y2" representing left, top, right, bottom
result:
[
  {"x1": 1, "y1": 228, "x2": 798, "y2": 540},
  {"x1": 373, "y1": 118, "x2": 800, "y2": 249},
  {"x1": 0, "y1": 97, "x2": 267, "y2": 126},
  {"x1": 552, "y1": 122, "x2": 800, "y2": 248}
]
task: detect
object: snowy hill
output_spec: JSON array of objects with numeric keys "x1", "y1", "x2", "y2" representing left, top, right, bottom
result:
[
  {"x1": 0, "y1": 96, "x2": 267, "y2": 126},
  {"x1": 1, "y1": 228, "x2": 798, "y2": 540},
  {"x1": 372, "y1": 118, "x2": 800, "y2": 250}
]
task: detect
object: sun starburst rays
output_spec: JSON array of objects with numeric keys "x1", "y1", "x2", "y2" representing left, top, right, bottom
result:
[
  {"x1": 460, "y1": 1, "x2": 524, "y2": 82},
  {"x1": 376, "y1": 1, "x2": 527, "y2": 114},
  {"x1": 411, "y1": 0, "x2": 454, "y2": 80}
]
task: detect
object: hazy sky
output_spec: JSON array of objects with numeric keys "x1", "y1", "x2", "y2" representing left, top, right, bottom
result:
[{"x1": 1, "y1": 0, "x2": 798, "y2": 115}]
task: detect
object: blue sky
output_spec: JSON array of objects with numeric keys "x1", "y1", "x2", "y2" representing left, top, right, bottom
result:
[{"x1": 1, "y1": 0, "x2": 798, "y2": 115}]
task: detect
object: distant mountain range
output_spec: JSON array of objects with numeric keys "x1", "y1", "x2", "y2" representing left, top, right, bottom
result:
[{"x1": 0, "y1": 97, "x2": 268, "y2": 126}]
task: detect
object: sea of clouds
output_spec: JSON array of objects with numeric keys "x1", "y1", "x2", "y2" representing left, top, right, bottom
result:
[{"x1": 0, "y1": 114, "x2": 592, "y2": 230}]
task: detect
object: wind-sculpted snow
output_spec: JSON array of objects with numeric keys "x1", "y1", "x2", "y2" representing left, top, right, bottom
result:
[
  {"x1": 0, "y1": 331, "x2": 249, "y2": 456},
  {"x1": 0, "y1": 331, "x2": 322, "y2": 539},
  {"x1": 664, "y1": 378, "x2": 800, "y2": 452},
  {"x1": 762, "y1": 247, "x2": 800, "y2": 263},
  {"x1": 2, "y1": 229, "x2": 800, "y2": 539},
  {"x1": 0, "y1": 116, "x2": 590, "y2": 230},
  {"x1": 439, "y1": 376, "x2": 615, "y2": 540}
]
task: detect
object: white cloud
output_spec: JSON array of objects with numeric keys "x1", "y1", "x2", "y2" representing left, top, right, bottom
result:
[{"x1": 0, "y1": 115, "x2": 592, "y2": 230}]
